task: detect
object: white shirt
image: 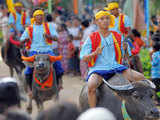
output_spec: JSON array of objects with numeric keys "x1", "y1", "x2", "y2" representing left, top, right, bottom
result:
[
  {"x1": 68, "y1": 27, "x2": 80, "y2": 47},
  {"x1": 48, "y1": 22, "x2": 58, "y2": 49}
]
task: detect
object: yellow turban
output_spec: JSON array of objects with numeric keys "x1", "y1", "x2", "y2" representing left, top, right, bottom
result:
[
  {"x1": 14, "y1": 2, "x2": 23, "y2": 7},
  {"x1": 33, "y1": 10, "x2": 44, "y2": 17},
  {"x1": 104, "y1": 7, "x2": 109, "y2": 11},
  {"x1": 108, "y1": 2, "x2": 119, "y2": 11},
  {"x1": 95, "y1": 10, "x2": 115, "y2": 28},
  {"x1": 30, "y1": 18, "x2": 35, "y2": 25}
]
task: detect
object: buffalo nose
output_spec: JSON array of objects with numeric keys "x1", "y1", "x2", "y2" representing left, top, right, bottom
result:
[
  {"x1": 36, "y1": 62, "x2": 45, "y2": 69},
  {"x1": 150, "y1": 108, "x2": 159, "y2": 117}
]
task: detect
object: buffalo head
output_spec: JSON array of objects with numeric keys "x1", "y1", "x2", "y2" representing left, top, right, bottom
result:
[
  {"x1": 124, "y1": 80, "x2": 159, "y2": 120},
  {"x1": 22, "y1": 55, "x2": 62, "y2": 73}
]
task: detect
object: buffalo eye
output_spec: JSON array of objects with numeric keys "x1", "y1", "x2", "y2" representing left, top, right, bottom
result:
[{"x1": 132, "y1": 91, "x2": 140, "y2": 99}]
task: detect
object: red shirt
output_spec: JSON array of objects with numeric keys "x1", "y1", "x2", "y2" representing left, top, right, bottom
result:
[
  {"x1": 131, "y1": 41, "x2": 140, "y2": 55},
  {"x1": 68, "y1": 42, "x2": 75, "y2": 58}
]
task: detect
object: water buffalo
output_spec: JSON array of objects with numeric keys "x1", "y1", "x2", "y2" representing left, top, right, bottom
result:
[
  {"x1": 22, "y1": 54, "x2": 62, "y2": 113},
  {"x1": 1, "y1": 37, "x2": 26, "y2": 98},
  {"x1": 79, "y1": 74, "x2": 159, "y2": 120}
]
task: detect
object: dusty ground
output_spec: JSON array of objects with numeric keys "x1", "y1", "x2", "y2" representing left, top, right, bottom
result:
[{"x1": 0, "y1": 56, "x2": 85, "y2": 118}]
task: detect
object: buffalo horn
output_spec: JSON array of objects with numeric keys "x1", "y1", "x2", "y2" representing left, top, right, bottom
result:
[
  {"x1": 21, "y1": 56, "x2": 35, "y2": 62},
  {"x1": 49, "y1": 55, "x2": 62, "y2": 62}
]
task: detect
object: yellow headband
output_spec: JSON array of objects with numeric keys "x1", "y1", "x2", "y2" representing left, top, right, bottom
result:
[
  {"x1": 33, "y1": 10, "x2": 44, "y2": 17},
  {"x1": 104, "y1": 7, "x2": 109, "y2": 11},
  {"x1": 14, "y1": 2, "x2": 23, "y2": 7},
  {"x1": 95, "y1": 10, "x2": 115, "y2": 27},
  {"x1": 108, "y1": 2, "x2": 119, "y2": 11}
]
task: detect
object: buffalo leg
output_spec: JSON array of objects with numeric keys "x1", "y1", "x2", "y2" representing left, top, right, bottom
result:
[{"x1": 35, "y1": 100, "x2": 43, "y2": 112}]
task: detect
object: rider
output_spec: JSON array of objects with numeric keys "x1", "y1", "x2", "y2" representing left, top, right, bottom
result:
[
  {"x1": 107, "y1": 1, "x2": 131, "y2": 37},
  {"x1": 8, "y1": 2, "x2": 30, "y2": 37},
  {"x1": 4, "y1": 2, "x2": 30, "y2": 61},
  {"x1": 20, "y1": 9, "x2": 64, "y2": 94},
  {"x1": 80, "y1": 10, "x2": 145, "y2": 108}
]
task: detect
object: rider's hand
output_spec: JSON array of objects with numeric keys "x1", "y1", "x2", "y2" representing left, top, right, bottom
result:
[
  {"x1": 123, "y1": 42, "x2": 128, "y2": 51},
  {"x1": 44, "y1": 34, "x2": 52, "y2": 39},
  {"x1": 95, "y1": 46, "x2": 104, "y2": 55},
  {"x1": 17, "y1": 32, "x2": 21, "y2": 38}
]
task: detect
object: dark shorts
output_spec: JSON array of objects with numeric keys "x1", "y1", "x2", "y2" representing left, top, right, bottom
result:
[{"x1": 86, "y1": 66, "x2": 128, "y2": 82}]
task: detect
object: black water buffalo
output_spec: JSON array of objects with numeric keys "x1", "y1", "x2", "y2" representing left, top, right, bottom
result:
[
  {"x1": 1, "y1": 39, "x2": 26, "y2": 97},
  {"x1": 79, "y1": 75, "x2": 159, "y2": 120},
  {"x1": 22, "y1": 54, "x2": 62, "y2": 113},
  {"x1": 1, "y1": 37, "x2": 25, "y2": 78}
]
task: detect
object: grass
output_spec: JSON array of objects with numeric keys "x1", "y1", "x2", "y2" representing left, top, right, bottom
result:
[
  {"x1": 0, "y1": 30, "x2": 3, "y2": 45},
  {"x1": 139, "y1": 48, "x2": 152, "y2": 79}
]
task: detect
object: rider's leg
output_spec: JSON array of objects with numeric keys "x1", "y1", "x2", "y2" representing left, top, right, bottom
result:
[
  {"x1": 88, "y1": 74, "x2": 103, "y2": 108},
  {"x1": 122, "y1": 68, "x2": 145, "y2": 82},
  {"x1": 24, "y1": 66, "x2": 33, "y2": 94},
  {"x1": 3, "y1": 39, "x2": 9, "y2": 62}
]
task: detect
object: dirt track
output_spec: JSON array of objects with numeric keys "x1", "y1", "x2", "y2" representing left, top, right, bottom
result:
[{"x1": 0, "y1": 58, "x2": 85, "y2": 118}]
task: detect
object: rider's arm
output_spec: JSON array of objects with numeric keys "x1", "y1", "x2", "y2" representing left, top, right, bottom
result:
[
  {"x1": 121, "y1": 37, "x2": 132, "y2": 57},
  {"x1": 124, "y1": 15, "x2": 131, "y2": 37},
  {"x1": 20, "y1": 29, "x2": 29, "y2": 43},
  {"x1": 47, "y1": 23, "x2": 59, "y2": 41},
  {"x1": 80, "y1": 37, "x2": 103, "y2": 63},
  {"x1": 8, "y1": 14, "x2": 18, "y2": 33},
  {"x1": 25, "y1": 16, "x2": 31, "y2": 27}
]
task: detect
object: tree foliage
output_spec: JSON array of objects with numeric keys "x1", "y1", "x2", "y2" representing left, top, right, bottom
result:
[
  {"x1": 140, "y1": 49, "x2": 151, "y2": 79},
  {"x1": 150, "y1": 0, "x2": 160, "y2": 15}
]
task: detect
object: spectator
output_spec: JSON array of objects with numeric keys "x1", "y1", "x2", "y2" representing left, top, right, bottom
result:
[
  {"x1": 0, "y1": 77, "x2": 21, "y2": 114},
  {"x1": 156, "y1": 17, "x2": 160, "y2": 33},
  {"x1": 150, "y1": 32, "x2": 160, "y2": 60},
  {"x1": 150, "y1": 15, "x2": 158, "y2": 33},
  {"x1": 5, "y1": 110, "x2": 31, "y2": 120},
  {"x1": 68, "y1": 17, "x2": 81, "y2": 75},
  {"x1": 0, "y1": 6, "x2": 9, "y2": 43},
  {"x1": 36, "y1": 101, "x2": 80, "y2": 120},
  {"x1": 151, "y1": 33, "x2": 160, "y2": 104},
  {"x1": 57, "y1": 24, "x2": 69, "y2": 73},
  {"x1": 46, "y1": 13, "x2": 59, "y2": 55},
  {"x1": 65, "y1": 18, "x2": 72, "y2": 32},
  {"x1": 77, "y1": 107, "x2": 116, "y2": 120},
  {"x1": 80, "y1": 20, "x2": 91, "y2": 80},
  {"x1": 128, "y1": 29, "x2": 144, "y2": 73},
  {"x1": 67, "y1": 34, "x2": 76, "y2": 76},
  {"x1": 130, "y1": 29, "x2": 145, "y2": 48}
]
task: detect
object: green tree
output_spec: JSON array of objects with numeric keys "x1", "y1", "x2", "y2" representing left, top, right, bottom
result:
[{"x1": 150, "y1": 0, "x2": 160, "y2": 15}]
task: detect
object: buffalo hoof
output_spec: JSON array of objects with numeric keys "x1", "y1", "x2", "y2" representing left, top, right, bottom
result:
[{"x1": 27, "y1": 107, "x2": 32, "y2": 114}]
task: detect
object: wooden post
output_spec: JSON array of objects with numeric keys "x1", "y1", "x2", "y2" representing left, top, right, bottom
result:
[{"x1": 73, "y1": 0, "x2": 78, "y2": 15}]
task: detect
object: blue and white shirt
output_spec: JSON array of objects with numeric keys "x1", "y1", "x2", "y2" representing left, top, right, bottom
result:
[
  {"x1": 80, "y1": 32, "x2": 128, "y2": 74},
  {"x1": 8, "y1": 12, "x2": 30, "y2": 33},
  {"x1": 20, "y1": 23, "x2": 58, "y2": 52},
  {"x1": 151, "y1": 51, "x2": 160, "y2": 78}
]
